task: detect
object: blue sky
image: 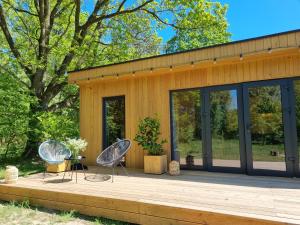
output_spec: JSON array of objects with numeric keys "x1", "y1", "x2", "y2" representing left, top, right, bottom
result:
[
  {"x1": 218, "y1": 0, "x2": 300, "y2": 41},
  {"x1": 84, "y1": 0, "x2": 300, "y2": 42},
  {"x1": 159, "y1": 0, "x2": 300, "y2": 42}
]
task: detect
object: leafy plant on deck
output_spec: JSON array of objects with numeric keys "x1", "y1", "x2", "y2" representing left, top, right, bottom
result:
[{"x1": 134, "y1": 116, "x2": 167, "y2": 156}]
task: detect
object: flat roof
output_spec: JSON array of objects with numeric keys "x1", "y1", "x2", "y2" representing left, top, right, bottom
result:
[
  {"x1": 68, "y1": 29, "x2": 300, "y2": 82},
  {"x1": 69, "y1": 29, "x2": 300, "y2": 74}
]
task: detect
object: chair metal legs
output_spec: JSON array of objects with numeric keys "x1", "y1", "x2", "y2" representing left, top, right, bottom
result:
[
  {"x1": 112, "y1": 165, "x2": 115, "y2": 183},
  {"x1": 94, "y1": 163, "x2": 128, "y2": 183},
  {"x1": 119, "y1": 162, "x2": 129, "y2": 176},
  {"x1": 62, "y1": 159, "x2": 70, "y2": 182},
  {"x1": 43, "y1": 162, "x2": 46, "y2": 179}
]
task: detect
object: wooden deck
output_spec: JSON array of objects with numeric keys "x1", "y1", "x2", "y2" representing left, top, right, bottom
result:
[{"x1": 0, "y1": 167, "x2": 300, "y2": 225}]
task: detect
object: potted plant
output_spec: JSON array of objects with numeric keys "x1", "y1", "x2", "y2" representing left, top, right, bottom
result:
[
  {"x1": 65, "y1": 138, "x2": 88, "y2": 170},
  {"x1": 134, "y1": 116, "x2": 167, "y2": 174},
  {"x1": 185, "y1": 141, "x2": 198, "y2": 168},
  {"x1": 186, "y1": 153, "x2": 194, "y2": 168}
]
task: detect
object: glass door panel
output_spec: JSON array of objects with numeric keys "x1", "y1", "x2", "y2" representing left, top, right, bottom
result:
[
  {"x1": 294, "y1": 80, "x2": 300, "y2": 172},
  {"x1": 171, "y1": 90, "x2": 202, "y2": 168},
  {"x1": 247, "y1": 85, "x2": 286, "y2": 172},
  {"x1": 103, "y1": 96, "x2": 125, "y2": 149},
  {"x1": 210, "y1": 89, "x2": 241, "y2": 168}
]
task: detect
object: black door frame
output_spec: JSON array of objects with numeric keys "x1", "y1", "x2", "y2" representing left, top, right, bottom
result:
[
  {"x1": 169, "y1": 88, "x2": 205, "y2": 170},
  {"x1": 203, "y1": 84, "x2": 246, "y2": 174},
  {"x1": 242, "y1": 79, "x2": 294, "y2": 177},
  {"x1": 288, "y1": 78, "x2": 300, "y2": 177},
  {"x1": 102, "y1": 95, "x2": 125, "y2": 150},
  {"x1": 170, "y1": 77, "x2": 300, "y2": 177}
]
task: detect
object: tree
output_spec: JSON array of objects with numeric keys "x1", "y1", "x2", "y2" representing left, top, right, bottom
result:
[
  {"x1": 0, "y1": 72, "x2": 30, "y2": 158},
  {"x1": 165, "y1": 0, "x2": 230, "y2": 53},
  {"x1": 0, "y1": 0, "x2": 230, "y2": 156}
]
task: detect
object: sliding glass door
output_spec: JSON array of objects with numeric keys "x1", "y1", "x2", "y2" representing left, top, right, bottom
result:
[
  {"x1": 243, "y1": 80, "x2": 294, "y2": 176},
  {"x1": 205, "y1": 86, "x2": 246, "y2": 172},
  {"x1": 103, "y1": 96, "x2": 125, "y2": 149},
  {"x1": 292, "y1": 80, "x2": 300, "y2": 176},
  {"x1": 171, "y1": 90, "x2": 203, "y2": 169},
  {"x1": 170, "y1": 77, "x2": 300, "y2": 177}
]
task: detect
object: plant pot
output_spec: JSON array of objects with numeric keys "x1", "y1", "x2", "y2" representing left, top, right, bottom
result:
[
  {"x1": 186, "y1": 155, "x2": 194, "y2": 168},
  {"x1": 144, "y1": 155, "x2": 167, "y2": 174},
  {"x1": 47, "y1": 160, "x2": 70, "y2": 173}
]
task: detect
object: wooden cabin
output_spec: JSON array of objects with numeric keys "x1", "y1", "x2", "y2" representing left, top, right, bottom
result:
[{"x1": 69, "y1": 29, "x2": 300, "y2": 177}]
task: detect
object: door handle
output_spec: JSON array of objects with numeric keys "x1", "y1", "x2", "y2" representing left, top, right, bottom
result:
[{"x1": 287, "y1": 156, "x2": 296, "y2": 161}]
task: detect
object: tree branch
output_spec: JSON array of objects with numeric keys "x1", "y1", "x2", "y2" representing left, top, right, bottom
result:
[
  {"x1": 117, "y1": 0, "x2": 127, "y2": 12},
  {"x1": 2, "y1": 0, "x2": 38, "y2": 16},
  {"x1": 142, "y1": 9, "x2": 178, "y2": 28},
  {"x1": 74, "y1": 0, "x2": 80, "y2": 32},
  {"x1": 49, "y1": 4, "x2": 75, "y2": 50},
  {"x1": 0, "y1": 64, "x2": 29, "y2": 88},
  {"x1": 5, "y1": 2, "x2": 39, "y2": 56},
  {"x1": 92, "y1": 0, "x2": 154, "y2": 24},
  {"x1": 56, "y1": 0, "x2": 154, "y2": 77},
  {"x1": 0, "y1": 4, "x2": 32, "y2": 75},
  {"x1": 48, "y1": 92, "x2": 79, "y2": 112}
]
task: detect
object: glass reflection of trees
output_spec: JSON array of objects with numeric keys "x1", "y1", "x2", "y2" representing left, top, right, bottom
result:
[
  {"x1": 210, "y1": 90, "x2": 240, "y2": 165},
  {"x1": 105, "y1": 98, "x2": 125, "y2": 148},
  {"x1": 172, "y1": 91, "x2": 202, "y2": 166},
  {"x1": 249, "y1": 86, "x2": 285, "y2": 163},
  {"x1": 294, "y1": 81, "x2": 300, "y2": 168}
]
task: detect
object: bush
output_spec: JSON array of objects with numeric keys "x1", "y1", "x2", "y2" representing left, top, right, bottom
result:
[
  {"x1": 39, "y1": 111, "x2": 79, "y2": 142},
  {"x1": 134, "y1": 116, "x2": 166, "y2": 156},
  {"x1": 0, "y1": 73, "x2": 30, "y2": 159}
]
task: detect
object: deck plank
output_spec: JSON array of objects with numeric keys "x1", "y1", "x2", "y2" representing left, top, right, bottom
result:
[{"x1": 0, "y1": 167, "x2": 299, "y2": 225}]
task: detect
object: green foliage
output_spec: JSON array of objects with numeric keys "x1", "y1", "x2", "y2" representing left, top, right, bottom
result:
[
  {"x1": 0, "y1": 158, "x2": 43, "y2": 179},
  {"x1": 249, "y1": 86, "x2": 283, "y2": 144},
  {"x1": 64, "y1": 138, "x2": 87, "y2": 159},
  {"x1": 0, "y1": 201, "x2": 130, "y2": 225},
  {"x1": 0, "y1": 0, "x2": 230, "y2": 156},
  {"x1": 165, "y1": 0, "x2": 230, "y2": 53},
  {"x1": 105, "y1": 98, "x2": 125, "y2": 147},
  {"x1": 0, "y1": 73, "x2": 31, "y2": 158},
  {"x1": 57, "y1": 210, "x2": 76, "y2": 222},
  {"x1": 173, "y1": 91, "x2": 201, "y2": 143},
  {"x1": 134, "y1": 117, "x2": 167, "y2": 156},
  {"x1": 39, "y1": 110, "x2": 79, "y2": 142},
  {"x1": 210, "y1": 90, "x2": 238, "y2": 140}
]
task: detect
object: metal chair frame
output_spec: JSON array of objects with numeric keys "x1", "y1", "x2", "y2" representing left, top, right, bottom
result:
[
  {"x1": 95, "y1": 139, "x2": 131, "y2": 182},
  {"x1": 38, "y1": 140, "x2": 72, "y2": 179}
]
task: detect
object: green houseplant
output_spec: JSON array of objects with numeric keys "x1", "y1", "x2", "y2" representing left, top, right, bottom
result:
[
  {"x1": 134, "y1": 117, "x2": 167, "y2": 174},
  {"x1": 65, "y1": 138, "x2": 88, "y2": 160}
]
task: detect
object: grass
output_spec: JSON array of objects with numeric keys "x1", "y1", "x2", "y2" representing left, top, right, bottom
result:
[
  {"x1": 0, "y1": 200, "x2": 133, "y2": 225},
  {"x1": 178, "y1": 139, "x2": 285, "y2": 162},
  {"x1": 0, "y1": 157, "x2": 44, "y2": 179}
]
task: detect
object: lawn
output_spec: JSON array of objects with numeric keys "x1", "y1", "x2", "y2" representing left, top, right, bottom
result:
[
  {"x1": 0, "y1": 200, "x2": 132, "y2": 225},
  {"x1": 0, "y1": 158, "x2": 44, "y2": 179},
  {"x1": 177, "y1": 139, "x2": 285, "y2": 162}
]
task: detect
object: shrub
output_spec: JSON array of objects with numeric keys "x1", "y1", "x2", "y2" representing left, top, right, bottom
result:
[{"x1": 134, "y1": 116, "x2": 166, "y2": 156}]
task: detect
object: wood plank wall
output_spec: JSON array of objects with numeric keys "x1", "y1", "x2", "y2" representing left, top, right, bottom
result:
[{"x1": 75, "y1": 32, "x2": 300, "y2": 168}]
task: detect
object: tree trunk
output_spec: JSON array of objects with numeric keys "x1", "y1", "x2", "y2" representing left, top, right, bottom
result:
[{"x1": 22, "y1": 101, "x2": 44, "y2": 158}]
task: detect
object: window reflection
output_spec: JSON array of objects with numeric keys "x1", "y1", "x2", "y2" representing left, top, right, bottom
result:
[
  {"x1": 172, "y1": 90, "x2": 202, "y2": 167},
  {"x1": 210, "y1": 90, "x2": 241, "y2": 168}
]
